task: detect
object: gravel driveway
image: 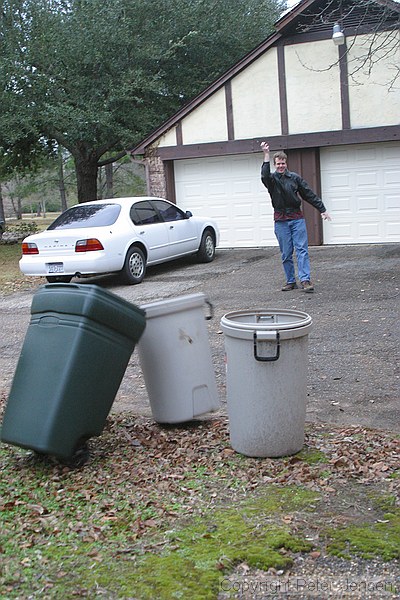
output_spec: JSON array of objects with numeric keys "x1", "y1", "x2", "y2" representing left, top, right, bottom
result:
[{"x1": 1, "y1": 243, "x2": 399, "y2": 432}]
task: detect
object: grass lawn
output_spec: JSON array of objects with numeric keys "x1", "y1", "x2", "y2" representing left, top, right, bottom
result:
[{"x1": 0, "y1": 215, "x2": 57, "y2": 294}]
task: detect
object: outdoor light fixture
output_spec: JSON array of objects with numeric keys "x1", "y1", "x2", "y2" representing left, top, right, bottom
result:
[{"x1": 332, "y1": 22, "x2": 345, "y2": 46}]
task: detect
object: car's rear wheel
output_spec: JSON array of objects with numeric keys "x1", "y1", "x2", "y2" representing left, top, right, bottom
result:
[
  {"x1": 121, "y1": 246, "x2": 146, "y2": 284},
  {"x1": 46, "y1": 275, "x2": 73, "y2": 283},
  {"x1": 197, "y1": 228, "x2": 215, "y2": 263}
]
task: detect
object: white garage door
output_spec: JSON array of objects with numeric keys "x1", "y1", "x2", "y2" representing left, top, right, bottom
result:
[
  {"x1": 321, "y1": 142, "x2": 400, "y2": 244},
  {"x1": 174, "y1": 154, "x2": 277, "y2": 248}
]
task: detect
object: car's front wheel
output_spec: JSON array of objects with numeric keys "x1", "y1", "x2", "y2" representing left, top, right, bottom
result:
[
  {"x1": 121, "y1": 246, "x2": 146, "y2": 284},
  {"x1": 196, "y1": 228, "x2": 216, "y2": 263},
  {"x1": 46, "y1": 275, "x2": 73, "y2": 283}
]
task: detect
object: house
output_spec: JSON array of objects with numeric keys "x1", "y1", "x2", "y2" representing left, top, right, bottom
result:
[{"x1": 130, "y1": 0, "x2": 400, "y2": 247}]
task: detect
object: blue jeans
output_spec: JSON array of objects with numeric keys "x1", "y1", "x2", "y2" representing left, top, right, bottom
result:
[{"x1": 274, "y1": 219, "x2": 311, "y2": 283}]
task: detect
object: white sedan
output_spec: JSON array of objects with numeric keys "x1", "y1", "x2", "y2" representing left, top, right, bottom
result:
[{"x1": 20, "y1": 197, "x2": 220, "y2": 284}]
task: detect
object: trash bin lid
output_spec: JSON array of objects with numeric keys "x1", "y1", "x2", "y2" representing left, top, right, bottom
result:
[
  {"x1": 31, "y1": 283, "x2": 145, "y2": 342},
  {"x1": 141, "y1": 293, "x2": 207, "y2": 319},
  {"x1": 221, "y1": 308, "x2": 312, "y2": 340}
]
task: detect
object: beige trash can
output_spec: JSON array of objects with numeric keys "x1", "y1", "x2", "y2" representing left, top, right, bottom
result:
[
  {"x1": 220, "y1": 308, "x2": 312, "y2": 458},
  {"x1": 138, "y1": 293, "x2": 220, "y2": 423}
]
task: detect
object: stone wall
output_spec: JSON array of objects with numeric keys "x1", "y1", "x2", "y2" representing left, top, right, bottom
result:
[{"x1": 146, "y1": 154, "x2": 166, "y2": 198}]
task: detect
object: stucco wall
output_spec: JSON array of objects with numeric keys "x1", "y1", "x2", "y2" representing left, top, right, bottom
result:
[
  {"x1": 158, "y1": 127, "x2": 177, "y2": 148},
  {"x1": 347, "y1": 31, "x2": 400, "y2": 128},
  {"x1": 181, "y1": 88, "x2": 228, "y2": 144},
  {"x1": 231, "y1": 50, "x2": 281, "y2": 139},
  {"x1": 284, "y1": 40, "x2": 343, "y2": 134}
]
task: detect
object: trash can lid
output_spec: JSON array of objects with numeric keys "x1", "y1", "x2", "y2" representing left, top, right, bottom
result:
[
  {"x1": 31, "y1": 283, "x2": 146, "y2": 342},
  {"x1": 141, "y1": 293, "x2": 207, "y2": 319},
  {"x1": 220, "y1": 308, "x2": 312, "y2": 340}
]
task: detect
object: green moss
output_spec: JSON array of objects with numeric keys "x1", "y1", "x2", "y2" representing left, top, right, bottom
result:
[
  {"x1": 295, "y1": 447, "x2": 327, "y2": 465},
  {"x1": 78, "y1": 486, "x2": 317, "y2": 598},
  {"x1": 327, "y1": 506, "x2": 400, "y2": 561},
  {"x1": 0, "y1": 482, "x2": 317, "y2": 598},
  {"x1": 368, "y1": 493, "x2": 397, "y2": 513}
]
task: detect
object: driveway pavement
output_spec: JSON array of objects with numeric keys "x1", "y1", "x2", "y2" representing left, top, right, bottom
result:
[{"x1": 1, "y1": 243, "x2": 399, "y2": 432}]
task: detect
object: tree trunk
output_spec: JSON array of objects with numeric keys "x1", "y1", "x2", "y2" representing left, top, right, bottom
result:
[
  {"x1": 0, "y1": 185, "x2": 5, "y2": 238},
  {"x1": 10, "y1": 194, "x2": 22, "y2": 219},
  {"x1": 58, "y1": 146, "x2": 68, "y2": 212},
  {"x1": 74, "y1": 153, "x2": 99, "y2": 203},
  {"x1": 105, "y1": 163, "x2": 113, "y2": 198},
  {"x1": 0, "y1": 185, "x2": 5, "y2": 222}
]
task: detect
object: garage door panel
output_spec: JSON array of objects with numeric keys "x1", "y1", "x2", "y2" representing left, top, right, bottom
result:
[
  {"x1": 236, "y1": 226, "x2": 258, "y2": 240},
  {"x1": 387, "y1": 221, "x2": 400, "y2": 238},
  {"x1": 358, "y1": 221, "x2": 382, "y2": 238},
  {"x1": 354, "y1": 147, "x2": 379, "y2": 163},
  {"x1": 327, "y1": 172, "x2": 352, "y2": 188},
  {"x1": 357, "y1": 195, "x2": 380, "y2": 211},
  {"x1": 385, "y1": 194, "x2": 400, "y2": 210},
  {"x1": 233, "y1": 201, "x2": 256, "y2": 217},
  {"x1": 328, "y1": 222, "x2": 354, "y2": 240},
  {"x1": 181, "y1": 183, "x2": 202, "y2": 198},
  {"x1": 321, "y1": 142, "x2": 400, "y2": 244},
  {"x1": 355, "y1": 171, "x2": 379, "y2": 188},
  {"x1": 232, "y1": 180, "x2": 253, "y2": 194},
  {"x1": 384, "y1": 169, "x2": 400, "y2": 186},
  {"x1": 331, "y1": 195, "x2": 353, "y2": 212},
  {"x1": 208, "y1": 181, "x2": 227, "y2": 196}
]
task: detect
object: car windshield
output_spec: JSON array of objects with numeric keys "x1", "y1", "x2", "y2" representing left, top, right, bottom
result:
[{"x1": 47, "y1": 204, "x2": 121, "y2": 230}]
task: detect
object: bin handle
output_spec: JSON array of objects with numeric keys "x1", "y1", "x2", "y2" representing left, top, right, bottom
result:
[
  {"x1": 205, "y1": 299, "x2": 214, "y2": 320},
  {"x1": 253, "y1": 331, "x2": 280, "y2": 362}
]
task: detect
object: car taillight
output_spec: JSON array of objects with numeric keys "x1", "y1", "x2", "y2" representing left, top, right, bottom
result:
[
  {"x1": 75, "y1": 238, "x2": 104, "y2": 252},
  {"x1": 22, "y1": 242, "x2": 39, "y2": 255}
]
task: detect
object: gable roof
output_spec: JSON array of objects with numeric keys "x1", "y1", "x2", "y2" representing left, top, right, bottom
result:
[{"x1": 130, "y1": 0, "x2": 400, "y2": 155}]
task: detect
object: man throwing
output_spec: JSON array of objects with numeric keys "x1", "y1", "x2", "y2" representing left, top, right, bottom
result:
[{"x1": 261, "y1": 142, "x2": 331, "y2": 293}]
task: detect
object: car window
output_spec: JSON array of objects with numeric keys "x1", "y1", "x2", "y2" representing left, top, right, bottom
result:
[
  {"x1": 151, "y1": 200, "x2": 186, "y2": 222},
  {"x1": 130, "y1": 201, "x2": 162, "y2": 225},
  {"x1": 48, "y1": 204, "x2": 121, "y2": 230}
]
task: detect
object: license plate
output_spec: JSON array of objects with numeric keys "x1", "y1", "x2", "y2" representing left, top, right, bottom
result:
[{"x1": 47, "y1": 263, "x2": 64, "y2": 274}]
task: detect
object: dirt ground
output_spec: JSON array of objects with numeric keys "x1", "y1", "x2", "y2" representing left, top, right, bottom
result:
[{"x1": 1, "y1": 243, "x2": 399, "y2": 432}]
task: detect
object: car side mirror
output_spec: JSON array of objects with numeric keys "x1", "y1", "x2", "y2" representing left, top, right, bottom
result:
[{"x1": 185, "y1": 211, "x2": 193, "y2": 218}]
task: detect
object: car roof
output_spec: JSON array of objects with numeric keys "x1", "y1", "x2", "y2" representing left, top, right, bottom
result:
[{"x1": 70, "y1": 197, "x2": 167, "y2": 208}]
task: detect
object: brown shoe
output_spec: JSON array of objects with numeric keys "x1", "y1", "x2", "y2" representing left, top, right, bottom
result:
[
  {"x1": 301, "y1": 280, "x2": 314, "y2": 293},
  {"x1": 281, "y1": 282, "x2": 298, "y2": 291}
]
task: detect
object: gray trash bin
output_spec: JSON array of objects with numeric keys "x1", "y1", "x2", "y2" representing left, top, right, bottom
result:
[
  {"x1": 220, "y1": 308, "x2": 312, "y2": 458},
  {"x1": 138, "y1": 293, "x2": 220, "y2": 423}
]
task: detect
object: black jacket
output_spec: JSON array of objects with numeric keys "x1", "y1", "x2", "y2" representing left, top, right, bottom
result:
[{"x1": 261, "y1": 162, "x2": 326, "y2": 214}]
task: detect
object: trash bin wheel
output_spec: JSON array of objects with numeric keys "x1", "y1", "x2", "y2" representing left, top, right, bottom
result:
[{"x1": 59, "y1": 441, "x2": 90, "y2": 468}]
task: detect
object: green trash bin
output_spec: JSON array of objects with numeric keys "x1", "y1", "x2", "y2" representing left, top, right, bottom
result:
[{"x1": 1, "y1": 283, "x2": 146, "y2": 461}]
